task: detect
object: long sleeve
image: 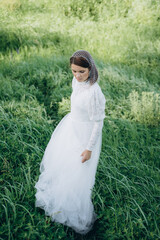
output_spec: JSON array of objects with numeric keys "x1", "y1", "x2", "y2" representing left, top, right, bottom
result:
[
  {"x1": 86, "y1": 85, "x2": 106, "y2": 151},
  {"x1": 86, "y1": 121, "x2": 104, "y2": 151}
]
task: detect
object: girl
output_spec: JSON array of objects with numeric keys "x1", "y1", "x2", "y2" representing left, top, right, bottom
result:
[{"x1": 35, "y1": 50, "x2": 106, "y2": 234}]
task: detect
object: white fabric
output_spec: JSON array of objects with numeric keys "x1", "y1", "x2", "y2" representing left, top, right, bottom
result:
[
  {"x1": 72, "y1": 77, "x2": 106, "y2": 151},
  {"x1": 35, "y1": 77, "x2": 106, "y2": 234},
  {"x1": 86, "y1": 121, "x2": 104, "y2": 151}
]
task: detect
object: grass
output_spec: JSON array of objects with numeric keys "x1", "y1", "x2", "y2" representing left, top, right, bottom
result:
[{"x1": 0, "y1": 0, "x2": 160, "y2": 239}]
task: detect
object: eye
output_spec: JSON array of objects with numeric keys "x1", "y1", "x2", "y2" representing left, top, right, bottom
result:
[
  {"x1": 72, "y1": 70, "x2": 76, "y2": 73},
  {"x1": 80, "y1": 71, "x2": 85, "y2": 73}
]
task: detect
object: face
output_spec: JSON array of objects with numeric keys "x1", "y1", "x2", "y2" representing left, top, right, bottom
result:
[{"x1": 71, "y1": 64, "x2": 90, "y2": 82}]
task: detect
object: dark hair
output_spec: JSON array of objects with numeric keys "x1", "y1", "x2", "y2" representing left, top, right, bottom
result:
[
  {"x1": 70, "y1": 56, "x2": 91, "y2": 70},
  {"x1": 70, "y1": 50, "x2": 98, "y2": 84}
]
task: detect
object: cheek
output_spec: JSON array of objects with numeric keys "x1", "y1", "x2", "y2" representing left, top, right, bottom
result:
[{"x1": 84, "y1": 71, "x2": 89, "y2": 78}]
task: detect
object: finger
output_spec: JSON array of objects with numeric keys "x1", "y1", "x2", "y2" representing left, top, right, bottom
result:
[{"x1": 82, "y1": 158, "x2": 87, "y2": 163}]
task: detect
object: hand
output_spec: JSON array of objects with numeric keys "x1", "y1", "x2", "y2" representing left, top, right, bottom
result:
[{"x1": 81, "y1": 150, "x2": 92, "y2": 163}]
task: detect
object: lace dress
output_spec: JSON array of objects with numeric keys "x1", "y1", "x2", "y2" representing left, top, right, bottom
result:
[{"x1": 35, "y1": 77, "x2": 106, "y2": 234}]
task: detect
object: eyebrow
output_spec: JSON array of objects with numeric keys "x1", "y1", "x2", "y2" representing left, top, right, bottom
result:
[{"x1": 71, "y1": 69, "x2": 85, "y2": 71}]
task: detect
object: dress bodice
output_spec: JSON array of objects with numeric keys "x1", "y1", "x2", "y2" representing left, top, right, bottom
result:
[
  {"x1": 70, "y1": 77, "x2": 106, "y2": 151},
  {"x1": 70, "y1": 77, "x2": 106, "y2": 122}
]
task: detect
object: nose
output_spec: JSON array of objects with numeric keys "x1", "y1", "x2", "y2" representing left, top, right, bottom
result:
[{"x1": 76, "y1": 73, "x2": 81, "y2": 78}]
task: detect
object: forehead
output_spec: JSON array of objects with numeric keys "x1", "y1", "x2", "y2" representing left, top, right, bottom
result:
[{"x1": 71, "y1": 64, "x2": 88, "y2": 71}]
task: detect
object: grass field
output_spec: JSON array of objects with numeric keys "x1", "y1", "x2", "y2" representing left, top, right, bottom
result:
[{"x1": 0, "y1": 0, "x2": 160, "y2": 239}]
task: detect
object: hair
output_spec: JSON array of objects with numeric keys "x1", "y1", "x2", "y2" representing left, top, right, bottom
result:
[
  {"x1": 70, "y1": 50, "x2": 98, "y2": 84},
  {"x1": 70, "y1": 56, "x2": 91, "y2": 69}
]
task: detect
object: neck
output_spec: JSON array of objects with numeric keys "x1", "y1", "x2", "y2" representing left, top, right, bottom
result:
[{"x1": 75, "y1": 77, "x2": 90, "y2": 85}]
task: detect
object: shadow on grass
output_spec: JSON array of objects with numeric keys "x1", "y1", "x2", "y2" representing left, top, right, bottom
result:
[{"x1": 0, "y1": 27, "x2": 76, "y2": 54}]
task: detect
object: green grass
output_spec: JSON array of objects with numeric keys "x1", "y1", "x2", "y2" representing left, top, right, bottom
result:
[{"x1": 0, "y1": 0, "x2": 160, "y2": 239}]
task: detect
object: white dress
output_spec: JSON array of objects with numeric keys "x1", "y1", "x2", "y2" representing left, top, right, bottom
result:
[{"x1": 35, "y1": 77, "x2": 106, "y2": 234}]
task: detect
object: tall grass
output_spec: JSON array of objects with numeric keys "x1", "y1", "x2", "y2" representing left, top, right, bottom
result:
[{"x1": 0, "y1": 0, "x2": 160, "y2": 239}]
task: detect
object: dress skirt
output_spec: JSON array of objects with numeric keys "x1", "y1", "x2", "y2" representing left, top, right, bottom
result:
[{"x1": 35, "y1": 112, "x2": 102, "y2": 234}]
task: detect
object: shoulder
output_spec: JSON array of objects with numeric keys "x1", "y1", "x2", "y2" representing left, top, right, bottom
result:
[
  {"x1": 90, "y1": 81, "x2": 103, "y2": 92},
  {"x1": 72, "y1": 77, "x2": 76, "y2": 89},
  {"x1": 89, "y1": 82, "x2": 106, "y2": 102}
]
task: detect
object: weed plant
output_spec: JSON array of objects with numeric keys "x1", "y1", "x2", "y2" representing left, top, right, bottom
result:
[{"x1": 0, "y1": 0, "x2": 160, "y2": 239}]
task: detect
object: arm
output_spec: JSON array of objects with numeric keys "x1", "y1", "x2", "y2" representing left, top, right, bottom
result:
[
  {"x1": 81, "y1": 120, "x2": 103, "y2": 163},
  {"x1": 86, "y1": 120, "x2": 103, "y2": 151},
  {"x1": 81, "y1": 85, "x2": 105, "y2": 163}
]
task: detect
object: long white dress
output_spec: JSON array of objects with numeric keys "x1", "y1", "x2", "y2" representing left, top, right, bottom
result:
[{"x1": 35, "y1": 76, "x2": 106, "y2": 234}]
